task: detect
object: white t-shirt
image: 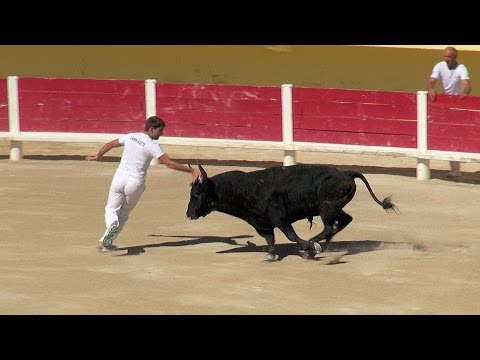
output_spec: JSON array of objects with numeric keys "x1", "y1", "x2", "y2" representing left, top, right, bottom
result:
[
  {"x1": 117, "y1": 132, "x2": 165, "y2": 180},
  {"x1": 430, "y1": 61, "x2": 470, "y2": 95}
]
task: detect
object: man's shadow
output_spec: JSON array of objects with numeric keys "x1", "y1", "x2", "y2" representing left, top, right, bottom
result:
[{"x1": 112, "y1": 234, "x2": 254, "y2": 256}]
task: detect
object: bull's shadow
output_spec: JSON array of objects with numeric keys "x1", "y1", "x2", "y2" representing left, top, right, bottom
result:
[
  {"x1": 111, "y1": 234, "x2": 400, "y2": 262},
  {"x1": 215, "y1": 239, "x2": 398, "y2": 262}
]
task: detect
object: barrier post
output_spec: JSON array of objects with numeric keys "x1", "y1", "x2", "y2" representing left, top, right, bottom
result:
[
  {"x1": 146, "y1": 79, "x2": 160, "y2": 165},
  {"x1": 7, "y1": 76, "x2": 22, "y2": 160},
  {"x1": 281, "y1": 84, "x2": 296, "y2": 166},
  {"x1": 416, "y1": 91, "x2": 430, "y2": 180},
  {"x1": 145, "y1": 79, "x2": 157, "y2": 118}
]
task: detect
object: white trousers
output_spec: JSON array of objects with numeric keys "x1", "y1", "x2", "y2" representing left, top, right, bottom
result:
[{"x1": 104, "y1": 169, "x2": 146, "y2": 235}]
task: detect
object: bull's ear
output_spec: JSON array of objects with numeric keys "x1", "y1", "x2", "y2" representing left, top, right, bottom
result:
[
  {"x1": 199, "y1": 164, "x2": 208, "y2": 183},
  {"x1": 188, "y1": 162, "x2": 192, "y2": 169}
]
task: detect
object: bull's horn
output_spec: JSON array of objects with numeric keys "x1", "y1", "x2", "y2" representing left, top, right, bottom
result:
[{"x1": 199, "y1": 164, "x2": 208, "y2": 183}]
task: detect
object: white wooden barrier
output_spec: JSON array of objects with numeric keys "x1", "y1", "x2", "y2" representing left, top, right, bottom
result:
[
  {"x1": 2, "y1": 76, "x2": 480, "y2": 180},
  {"x1": 413, "y1": 90, "x2": 480, "y2": 179},
  {"x1": 7, "y1": 76, "x2": 21, "y2": 161},
  {"x1": 281, "y1": 84, "x2": 296, "y2": 166},
  {"x1": 145, "y1": 78, "x2": 160, "y2": 166}
]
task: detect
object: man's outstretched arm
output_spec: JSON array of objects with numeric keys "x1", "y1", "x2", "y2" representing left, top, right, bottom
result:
[{"x1": 85, "y1": 139, "x2": 122, "y2": 161}]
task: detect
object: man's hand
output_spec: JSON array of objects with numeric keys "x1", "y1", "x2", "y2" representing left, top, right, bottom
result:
[
  {"x1": 85, "y1": 155, "x2": 100, "y2": 161},
  {"x1": 428, "y1": 88, "x2": 437, "y2": 102},
  {"x1": 458, "y1": 93, "x2": 467, "y2": 100}
]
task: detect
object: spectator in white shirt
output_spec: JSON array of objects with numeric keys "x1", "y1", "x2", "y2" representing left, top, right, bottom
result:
[{"x1": 427, "y1": 47, "x2": 472, "y2": 178}]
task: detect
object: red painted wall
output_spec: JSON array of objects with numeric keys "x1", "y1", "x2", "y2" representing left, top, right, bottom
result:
[
  {"x1": 18, "y1": 78, "x2": 145, "y2": 133},
  {"x1": 292, "y1": 88, "x2": 418, "y2": 148},
  {"x1": 427, "y1": 95, "x2": 480, "y2": 153},
  {"x1": 156, "y1": 83, "x2": 282, "y2": 141},
  {"x1": 0, "y1": 79, "x2": 8, "y2": 131}
]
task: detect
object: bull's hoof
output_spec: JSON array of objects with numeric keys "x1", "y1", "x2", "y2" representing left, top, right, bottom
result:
[
  {"x1": 307, "y1": 241, "x2": 322, "y2": 253},
  {"x1": 264, "y1": 253, "x2": 280, "y2": 262},
  {"x1": 299, "y1": 250, "x2": 317, "y2": 260},
  {"x1": 313, "y1": 242, "x2": 323, "y2": 253}
]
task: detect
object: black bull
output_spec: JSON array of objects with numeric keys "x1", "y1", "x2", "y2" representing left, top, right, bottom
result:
[{"x1": 186, "y1": 164, "x2": 398, "y2": 261}]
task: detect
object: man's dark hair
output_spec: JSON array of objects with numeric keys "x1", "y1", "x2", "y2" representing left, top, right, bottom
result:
[{"x1": 145, "y1": 116, "x2": 166, "y2": 131}]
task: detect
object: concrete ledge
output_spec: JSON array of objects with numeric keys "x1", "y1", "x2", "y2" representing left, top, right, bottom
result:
[
  {"x1": 0, "y1": 132, "x2": 12, "y2": 140},
  {"x1": 11, "y1": 132, "x2": 121, "y2": 143},
  {"x1": 4, "y1": 133, "x2": 480, "y2": 180},
  {"x1": 159, "y1": 137, "x2": 286, "y2": 150},
  {"x1": 291, "y1": 142, "x2": 420, "y2": 158},
  {"x1": 419, "y1": 150, "x2": 480, "y2": 163}
]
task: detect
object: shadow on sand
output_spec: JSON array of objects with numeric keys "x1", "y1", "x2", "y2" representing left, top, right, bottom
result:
[
  {"x1": 109, "y1": 234, "x2": 425, "y2": 263},
  {"x1": 111, "y1": 234, "x2": 254, "y2": 257}
]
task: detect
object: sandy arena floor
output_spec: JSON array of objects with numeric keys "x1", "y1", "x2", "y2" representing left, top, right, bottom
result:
[{"x1": 1, "y1": 141, "x2": 480, "y2": 314}]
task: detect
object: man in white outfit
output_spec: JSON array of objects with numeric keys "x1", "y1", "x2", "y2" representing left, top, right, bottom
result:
[
  {"x1": 427, "y1": 46, "x2": 472, "y2": 178},
  {"x1": 86, "y1": 116, "x2": 200, "y2": 252}
]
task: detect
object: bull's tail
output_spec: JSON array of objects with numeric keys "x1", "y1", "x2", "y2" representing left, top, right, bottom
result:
[{"x1": 345, "y1": 171, "x2": 399, "y2": 213}]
